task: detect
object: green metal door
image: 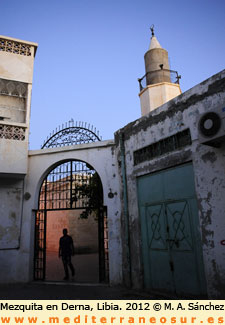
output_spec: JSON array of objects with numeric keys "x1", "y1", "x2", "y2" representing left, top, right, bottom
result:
[{"x1": 137, "y1": 163, "x2": 206, "y2": 296}]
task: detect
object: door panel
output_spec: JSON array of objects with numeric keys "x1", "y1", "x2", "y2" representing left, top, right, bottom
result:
[
  {"x1": 164, "y1": 164, "x2": 196, "y2": 200},
  {"x1": 147, "y1": 204, "x2": 166, "y2": 250},
  {"x1": 138, "y1": 172, "x2": 164, "y2": 206},
  {"x1": 150, "y1": 250, "x2": 174, "y2": 292},
  {"x1": 166, "y1": 201, "x2": 200, "y2": 294},
  {"x1": 146, "y1": 204, "x2": 173, "y2": 292},
  {"x1": 166, "y1": 201, "x2": 193, "y2": 252},
  {"x1": 137, "y1": 163, "x2": 206, "y2": 296}
]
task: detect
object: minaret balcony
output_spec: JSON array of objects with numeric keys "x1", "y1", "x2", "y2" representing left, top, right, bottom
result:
[{"x1": 138, "y1": 68, "x2": 181, "y2": 92}]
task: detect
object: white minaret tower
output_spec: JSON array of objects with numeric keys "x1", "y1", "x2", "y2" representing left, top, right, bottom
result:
[{"x1": 139, "y1": 26, "x2": 181, "y2": 116}]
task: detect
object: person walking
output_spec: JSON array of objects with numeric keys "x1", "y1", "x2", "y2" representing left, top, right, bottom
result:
[{"x1": 59, "y1": 228, "x2": 75, "y2": 280}]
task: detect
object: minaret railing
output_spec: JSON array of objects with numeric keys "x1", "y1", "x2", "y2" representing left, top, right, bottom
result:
[{"x1": 138, "y1": 68, "x2": 181, "y2": 92}]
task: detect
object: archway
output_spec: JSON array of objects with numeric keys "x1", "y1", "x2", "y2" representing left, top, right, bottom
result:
[{"x1": 34, "y1": 160, "x2": 109, "y2": 283}]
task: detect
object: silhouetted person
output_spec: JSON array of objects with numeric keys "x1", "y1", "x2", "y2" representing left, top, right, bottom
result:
[{"x1": 59, "y1": 228, "x2": 75, "y2": 280}]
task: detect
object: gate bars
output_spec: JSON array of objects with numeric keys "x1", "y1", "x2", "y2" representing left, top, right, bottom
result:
[{"x1": 34, "y1": 160, "x2": 109, "y2": 283}]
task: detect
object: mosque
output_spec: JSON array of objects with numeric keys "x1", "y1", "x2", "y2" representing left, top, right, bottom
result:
[{"x1": 0, "y1": 29, "x2": 224, "y2": 298}]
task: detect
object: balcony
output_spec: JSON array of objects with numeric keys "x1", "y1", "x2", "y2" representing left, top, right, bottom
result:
[{"x1": 138, "y1": 68, "x2": 181, "y2": 92}]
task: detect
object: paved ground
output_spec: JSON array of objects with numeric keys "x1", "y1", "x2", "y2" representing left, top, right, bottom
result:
[
  {"x1": 0, "y1": 282, "x2": 166, "y2": 300},
  {"x1": 46, "y1": 252, "x2": 99, "y2": 283}
]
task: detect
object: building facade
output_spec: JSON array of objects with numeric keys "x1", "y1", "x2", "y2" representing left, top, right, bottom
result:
[
  {"x1": 116, "y1": 68, "x2": 225, "y2": 298},
  {"x1": 0, "y1": 33, "x2": 225, "y2": 298}
]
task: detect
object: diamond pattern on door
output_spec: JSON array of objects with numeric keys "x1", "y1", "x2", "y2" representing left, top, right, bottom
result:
[
  {"x1": 166, "y1": 201, "x2": 193, "y2": 251},
  {"x1": 147, "y1": 204, "x2": 167, "y2": 250},
  {"x1": 137, "y1": 163, "x2": 207, "y2": 296}
]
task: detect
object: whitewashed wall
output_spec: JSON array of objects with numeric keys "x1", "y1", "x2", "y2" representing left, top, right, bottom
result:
[{"x1": 0, "y1": 140, "x2": 122, "y2": 285}]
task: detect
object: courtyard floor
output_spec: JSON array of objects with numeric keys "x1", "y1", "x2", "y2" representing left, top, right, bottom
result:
[{"x1": 0, "y1": 282, "x2": 165, "y2": 300}]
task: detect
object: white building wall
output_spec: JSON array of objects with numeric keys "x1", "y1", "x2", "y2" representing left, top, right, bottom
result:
[
  {"x1": 0, "y1": 140, "x2": 122, "y2": 285},
  {"x1": 0, "y1": 36, "x2": 37, "y2": 175}
]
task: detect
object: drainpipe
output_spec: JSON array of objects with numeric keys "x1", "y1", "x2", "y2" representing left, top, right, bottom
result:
[{"x1": 119, "y1": 132, "x2": 132, "y2": 287}]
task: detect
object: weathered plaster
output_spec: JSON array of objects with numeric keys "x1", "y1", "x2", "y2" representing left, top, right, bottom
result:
[
  {"x1": 115, "y1": 70, "x2": 225, "y2": 144},
  {"x1": 0, "y1": 140, "x2": 29, "y2": 174},
  {"x1": 115, "y1": 69, "x2": 225, "y2": 298},
  {"x1": 0, "y1": 178, "x2": 23, "y2": 249}
]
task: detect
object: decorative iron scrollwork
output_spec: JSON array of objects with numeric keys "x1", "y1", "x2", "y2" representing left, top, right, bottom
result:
[{"x1": 41, "y1": 119, "x2": 102, "y2": 149}]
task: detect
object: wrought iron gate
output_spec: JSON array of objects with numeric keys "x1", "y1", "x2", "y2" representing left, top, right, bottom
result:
[
  {"x1": 34, "y1": 210, "x2": 46, "y2": 280},
  {"x1": 34, "y1": 160, "x2": 109, "y2": 282}
]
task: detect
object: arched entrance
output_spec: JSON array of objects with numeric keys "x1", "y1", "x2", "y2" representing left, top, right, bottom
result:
[{"x1": 34, "y1": 159, "x2": 109, "y2": 283}]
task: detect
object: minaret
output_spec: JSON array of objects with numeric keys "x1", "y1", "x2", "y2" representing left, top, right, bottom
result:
[{"x1": 139, "y1": 26, "x2": 181, "y2": 116}]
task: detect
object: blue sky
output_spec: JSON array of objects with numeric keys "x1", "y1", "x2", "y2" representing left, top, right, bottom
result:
[{"x1": 1, "y1": 0, "x2": 225, "y2": 149}]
